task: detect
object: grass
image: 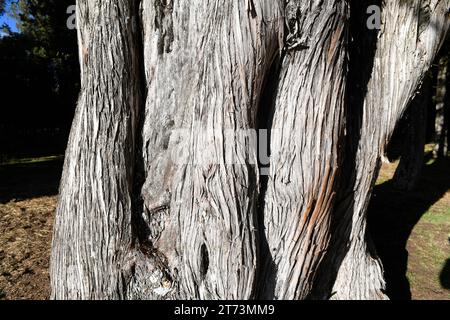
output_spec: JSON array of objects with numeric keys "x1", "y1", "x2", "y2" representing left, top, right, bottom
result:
[
  {"x1": 370, "y1": 145, "x2": 450, "y2": 300},
  {"x1": 0, "y1": 149, "x2": 449, "y2": 300},
  {"x1": 406, "y1": 224, "x2": 449, "y2": 299},
  {"x1": 421, "y1": 207, "x2": 450, "y2": 225},
  {"x1": 0, "y1": 155, "x2": 64, "y2": 167}
]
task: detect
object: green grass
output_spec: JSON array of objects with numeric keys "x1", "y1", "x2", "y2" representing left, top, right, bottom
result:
[
  {"x1": 406, "y1": 225, "x2": 449, "y2": 297},
  {"x1": 421, "y1": 207, "x2": 450, "y2": 225},
  {"x1": 426, "y1": 157, "x2": 437, "y2": 165},
  {"x1": 371, "y1": 147, "x2": 450, "y2": 299},
  {"x1": 406, "y1": 271, "x2": 418, "y2": 288},
  {"x1": 0, "y1": 155, "x2": 64, "y2": 167}
]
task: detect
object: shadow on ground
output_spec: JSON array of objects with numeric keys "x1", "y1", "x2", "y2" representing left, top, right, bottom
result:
[
  {"x1": 368, "y1": 157, "x2": 450, "y2": 300},
  {"x1": 441, "y1": 258, "x2": 450, "y2": 290},
  {"x1": 0, "y1": 158, "x2": 64, "y2": 204}
]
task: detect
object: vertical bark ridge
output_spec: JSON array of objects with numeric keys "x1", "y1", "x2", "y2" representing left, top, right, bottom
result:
[
  {"x1": 51, "y1": 1, "x2": 143, "y2": 299},
  {"x1": 326, "y1": 0, "x2": 450, "y2": 300},
  {"x1": 138, "y1": 0, "x2": 284, "y2": 299},
  {"x1": 259, "y1": 0, "x2": 350, "y2": 300}
]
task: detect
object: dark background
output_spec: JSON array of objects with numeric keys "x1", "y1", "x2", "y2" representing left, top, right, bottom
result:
[{"x1": 0, "y1": 0, "x2": 79, "y2": 163}]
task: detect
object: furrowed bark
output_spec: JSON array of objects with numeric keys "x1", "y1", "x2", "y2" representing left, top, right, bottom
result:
[
  {"x1": 320, "y1": 0, "x2": 450, "y2": 300},
  {"x1": 50, "y1": 0, "x2": 450, "y2": 301},
  {"x1": 51, "y1": 1, "x2": 142, "y2": 299},
  {"x1": 135, "y1": 0, "x2": 284, "y2": 299},
  {"x1": 259, "y1": 0, "x2": 349, "y2": 299}
]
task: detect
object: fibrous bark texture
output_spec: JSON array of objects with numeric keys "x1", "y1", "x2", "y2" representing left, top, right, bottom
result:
[
  {"x1": 51, "y1": 0, "x2": 450, "y2": 300},
  {"x1": 51, "y1": 1, "x2": 142, "y2": 299},
  {"x1": 258, "y1": 0, "x2": 349, "y2": 300},
  {"x1": 319, "y1": 0, "x2": 450, "y2": 300},
  {"x1": 137, "y1": 0, "x2": 284, "y2": 300},
  {"x1": 52, "y1": 0, "x2": 287, "y2": 300}
]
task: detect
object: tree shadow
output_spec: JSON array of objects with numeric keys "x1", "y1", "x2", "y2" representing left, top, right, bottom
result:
[
  {"x1": 0, "y1": 158, "x2": 64, "y2": 204},
  {"x1": 368, "y1": 156, "x2": 450, "y2": 300},
  {"x1": 440, "y1": 257, "x2": 450, "y2": 290}
]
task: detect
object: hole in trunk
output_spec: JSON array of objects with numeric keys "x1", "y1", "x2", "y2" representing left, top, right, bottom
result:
[{"x1": 200, "y1": 244, "x2": 209, "y2": 279}]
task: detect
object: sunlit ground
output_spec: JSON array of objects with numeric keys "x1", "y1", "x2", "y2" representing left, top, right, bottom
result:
[
  {"x1": 0, "y1": 150, "x2": 449, "y2": 300},
  {"x1": 371, "y1": 145, "x2": 450, "y2": 300}
]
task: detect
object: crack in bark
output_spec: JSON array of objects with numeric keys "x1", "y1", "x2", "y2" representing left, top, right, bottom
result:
[{"x1": 154, "y1": 0, "x2": 174, "y2": 55}]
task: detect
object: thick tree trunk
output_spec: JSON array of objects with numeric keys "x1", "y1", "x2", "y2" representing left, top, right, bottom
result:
[
  {"x1": 51, "y1": 0, "x2": 450, "y2": 300},
  {"x1": 50, "y1": 1, "x2": 142, "y2": 299},
  {"x1": 317, "y1": 0, "x2": 450, "y2": 300},
  {"x1": 258, "y1": 0, "x2": 349, "y2": 299},
  {"x1": 136, "y1": 0, "x2": 284, "y2": 300},
  {"x1": 393, "y1": 74, "x2": 431, "y2": 191},
  {"x1": 52, "y1": 0, "x2": 286, "y2": 300}
]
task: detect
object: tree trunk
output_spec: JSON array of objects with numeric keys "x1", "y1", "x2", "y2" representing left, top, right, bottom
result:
[
  {"x1": 435, "y1": 55, "x2": 450, "y2": 157},
  {"x1": 50, "y1": 1, "x2": 142, "y2": 299},
  {"x1": 51, "y1": 0, "x2": 450, "y2": 300},
  {"x1": 393, "y1": 74, "x2": 432, "y2": 191},
  {"x1": 258, "y1": 0, "x2": 349, "y2": 299},
  {"x1": 51, "y1": 0, "x2": 286, "y2": 300},
  {"x1": 136, "y1": 0, "x2": 284, "y2": 300},
  {"x1": 313, "y1": 0, "x2": 450, "y2": 300}
]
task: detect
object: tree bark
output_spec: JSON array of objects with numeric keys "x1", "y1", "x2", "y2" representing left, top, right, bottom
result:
[
  {"x1": 137, "y1": 0, "x2": 284, "y2": 300},
  {"x1": 50, "y1": 1, "x2": 142, "y2": 299},
  {"x1": 317, "y1": 0, "x2": 450, "y2": 300},
  {"x1": 51, "y1": 0, "x2": 450, "y2": 300},
  {"x1": 258, "y1": 0, "x2": 349, "y2": 300},
  {"x1": 52, "y1": 0, "x2": 286, "y2": 300}
]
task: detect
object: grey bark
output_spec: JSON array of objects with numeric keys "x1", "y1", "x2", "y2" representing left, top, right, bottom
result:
[
  {"x1": 52, "y1": 0, "x2": 286, "y2": 300},
  {"x1": 137, "y1": 0, "x2": 283, "y2": 300},
  {"x1": 50, "y1": 1, "x2": 142, "y2": 299},
  {"x1": 258, "y1": 0, "x2": 349, "y2": 299},
  {"x1": 320, "y1": 0, "x2": 450, "y2": 300},
  {"x1": 51, "y1": 0, "x2": 450, "y2": 300}
]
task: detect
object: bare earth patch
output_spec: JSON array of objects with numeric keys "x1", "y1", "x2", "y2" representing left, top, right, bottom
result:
[
  {"x1": 0, "y1": 154, "x2": 448, "y2": 300},
  {"x1": 407, "y1": 222, "x2": 450, "y2": 300},
  {"x1": 0, "y1": 196, "x2": 56, "y2": 300}
]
